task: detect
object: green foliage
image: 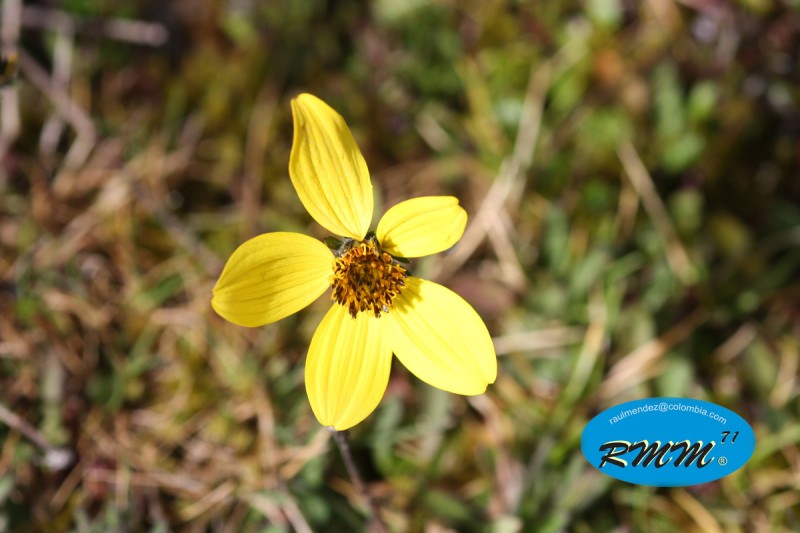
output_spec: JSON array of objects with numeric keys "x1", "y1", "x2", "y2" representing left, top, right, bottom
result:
[{"x1": 0, "y1": 0, "x2": 798, "y2": 531}]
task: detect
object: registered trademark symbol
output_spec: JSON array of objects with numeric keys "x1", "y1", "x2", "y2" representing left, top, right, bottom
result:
[{"x1": 718, "y1": 457, "x2": 728, "y2": 466}]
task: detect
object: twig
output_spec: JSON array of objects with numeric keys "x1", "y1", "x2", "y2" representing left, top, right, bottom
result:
[
  {"x1": 617, "y1": 139, "x2": 697, "y2": 285},
  {"x1": 0, "y1": 402, "x2": 73, "y2": 470},
  {"x1": 0, "y1": 0, "x2": 22, "y2": 180},
  {"x1": 434, "y1": 61, "x2": 550, "y2": 281},
  {"x1": 491, "y1": 326, "x2": 584, "y2": 356},
  {"x1": 328, "y1": 428, "x2": 388, "y2": 533},
  {"x1": 38, "y1": 28, "x2": 74, "y2": 157},
  {"x1": 673, "y1": 489, "x2": 723, "y2": 533},
  {"x1": 0, "y1": 0, "x2": 21, "y2": 49},
  {"x1": 432, "y1": 35, "x2": 589, "y2": 282},
  {"x1": 17, "y1": 47, "x2": 96, "y2": 169},
  {"x1": 596, "y1": 308, "x2": 708, "y2": 403},
  {"x1": 21, "y1": 5, "x2": 168, "y2": 46}
]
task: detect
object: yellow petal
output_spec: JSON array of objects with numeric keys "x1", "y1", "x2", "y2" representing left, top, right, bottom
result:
[
  {"x1": 290, "y1": 94, "x2": 373, "y2": 240},
  {"x1": 305, "y1": 304, "x2": 392, "y2": 430},
  {"x1": 389, "y1": 277, "x2": 496, "y2": 394},
  {"x1": 212, "y1": 232, "x2": 332, "y2": 327},
  {"x1": 376, "y1": 196, "x2": 467, "y2": 258}
]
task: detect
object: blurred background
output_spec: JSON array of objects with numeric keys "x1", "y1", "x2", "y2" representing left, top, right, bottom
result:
[{"x1": 1, "y1": 0, "x2": 799, "y2": 531}]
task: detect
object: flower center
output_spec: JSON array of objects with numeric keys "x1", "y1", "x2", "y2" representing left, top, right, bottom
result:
[{"x1": 331, "y1": 237, "x2": 407, "y2": 318}]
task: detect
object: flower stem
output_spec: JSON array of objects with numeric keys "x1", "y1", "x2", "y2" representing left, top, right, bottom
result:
[{"x1": 328, "y1": 427, "x2": 388, "y2": 532}]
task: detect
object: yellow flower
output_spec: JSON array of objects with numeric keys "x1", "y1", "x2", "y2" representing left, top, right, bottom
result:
[{"x1": 212, "y1": 94, "x2": 497, "y2": 430}]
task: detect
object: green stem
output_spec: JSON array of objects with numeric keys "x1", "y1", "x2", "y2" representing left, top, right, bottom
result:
[{"x1": 329, "y1": 428, "x2": 388, "y2": 532}]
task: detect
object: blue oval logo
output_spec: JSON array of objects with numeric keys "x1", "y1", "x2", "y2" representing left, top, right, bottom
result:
[{"x1": 581, "y1": 397, "x2": 756, "y2": 486}]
